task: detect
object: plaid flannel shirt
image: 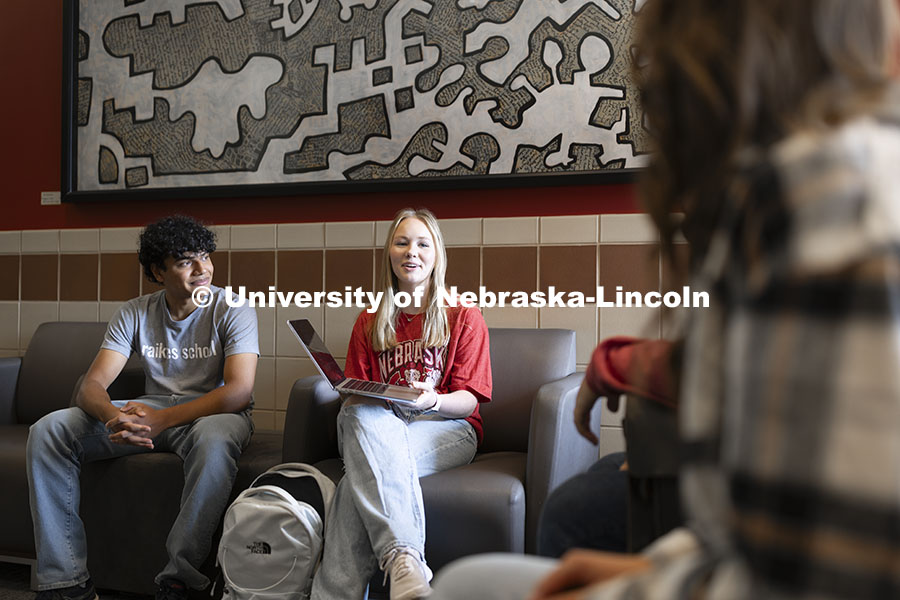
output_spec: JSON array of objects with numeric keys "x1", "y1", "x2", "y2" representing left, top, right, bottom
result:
[{"x1": 591, "y1": 85, "x2": 900, "y2": 599}]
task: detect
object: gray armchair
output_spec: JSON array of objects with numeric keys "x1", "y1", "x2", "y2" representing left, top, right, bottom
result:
[
  {"x1": 623, "y1": 393, "x2": 682, "y2": 552},
  {"x1": 0, "y1": 321, "x2": 284, "y2": 596},
  {"x1": 282, "y1": 327, "x2": 602, "y2": 571},
  {"x1": 0, "y1": 322, "x2": 113, "y2": 568}
]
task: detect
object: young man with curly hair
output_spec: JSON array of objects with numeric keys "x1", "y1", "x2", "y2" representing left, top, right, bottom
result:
[{"x1": 27, "y1": 216, "x2": 259, "y2": 600}]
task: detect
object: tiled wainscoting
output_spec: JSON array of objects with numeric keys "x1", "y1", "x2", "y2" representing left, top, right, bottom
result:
[{"x1": 0, "y1": 214, "x2": 681, "y2": 457}]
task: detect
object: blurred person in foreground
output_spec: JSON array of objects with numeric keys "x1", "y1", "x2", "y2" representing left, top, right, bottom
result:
[{"x1": 430, "y1": 0, "x2": 900, "y2": 598}]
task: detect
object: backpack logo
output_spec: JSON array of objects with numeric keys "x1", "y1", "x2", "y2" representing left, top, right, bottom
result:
[{"x1": 246, "y1": 541, "x2": 271, "y2": 555}]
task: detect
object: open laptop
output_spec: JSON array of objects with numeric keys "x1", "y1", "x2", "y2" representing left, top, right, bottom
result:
[{"x1": 287, "y1": 319, "x2": 422, "y2": 405}]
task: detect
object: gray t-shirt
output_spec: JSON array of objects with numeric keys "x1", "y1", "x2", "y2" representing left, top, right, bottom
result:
[{"x1": 101, "y1": 285, "x2": 258, "y2": 403}]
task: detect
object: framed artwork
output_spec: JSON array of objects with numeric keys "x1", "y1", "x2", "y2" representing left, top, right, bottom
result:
[{"x1": 62, "y1": 0, "x2": 647, "y2": 201}]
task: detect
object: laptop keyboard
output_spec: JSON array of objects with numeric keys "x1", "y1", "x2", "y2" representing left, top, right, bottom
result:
[{"x1": 342, "y1": 379, "x2": 390, "y2": 394}]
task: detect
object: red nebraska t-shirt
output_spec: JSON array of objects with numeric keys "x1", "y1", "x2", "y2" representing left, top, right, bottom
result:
[{"x1": 344, "y1": 306, "x2": 492, "y2": 445}]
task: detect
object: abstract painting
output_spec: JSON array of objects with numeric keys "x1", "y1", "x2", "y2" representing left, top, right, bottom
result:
[{"x1": 63, "y1": 0, "x2": 647, "y2": 200}]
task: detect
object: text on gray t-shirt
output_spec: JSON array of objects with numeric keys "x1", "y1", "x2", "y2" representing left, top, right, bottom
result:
[{"x1": 101, "y1": 285, "x2": 258, "y2": 399}]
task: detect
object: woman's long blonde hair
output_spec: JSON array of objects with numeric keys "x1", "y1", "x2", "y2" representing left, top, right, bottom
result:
[{"x1": 370, "y1": 208, "x2": 449, "y2": 352}]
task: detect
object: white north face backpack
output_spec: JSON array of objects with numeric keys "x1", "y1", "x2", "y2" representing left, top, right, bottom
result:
[{"x1": 217, "y1": 463, "x2": 336, "y2": 600}]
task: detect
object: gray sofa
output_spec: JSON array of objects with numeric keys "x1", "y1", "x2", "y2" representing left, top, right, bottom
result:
[
  {"x1": 2, "y1": 323, "x2": 603, "y2": 595},
  {"x1": 0, "y1": 321, "x2": 284, "y2": 595},
  {"x1": 283, "y1": 327, "x2": 602, "y2": 572}
]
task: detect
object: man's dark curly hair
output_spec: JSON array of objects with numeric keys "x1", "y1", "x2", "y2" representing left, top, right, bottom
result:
[{"x1": 138, "y1": 215, "x2": 217, "y2": 282}]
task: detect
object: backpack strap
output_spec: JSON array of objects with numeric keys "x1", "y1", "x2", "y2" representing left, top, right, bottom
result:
[
  {"x1": 252, "y1": 463, "x2": 336, "y2": 522},
  {"x1": 233, "y1": 485, "x2": 315, "y2": 521}
]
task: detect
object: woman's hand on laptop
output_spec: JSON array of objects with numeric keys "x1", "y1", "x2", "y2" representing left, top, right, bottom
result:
[{"x1": 406, "y1": 381, "x2": 441, "y2": 412}]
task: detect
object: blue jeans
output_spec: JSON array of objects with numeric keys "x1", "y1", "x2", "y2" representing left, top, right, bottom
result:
[
  {"x1": 26, "y1": 399, "x2": 252, "y2": 591},
  {"x1": 311, "y1": 401, "x2": 478, "y2": 600},
  {"x1": 537, "y1": 452, "x2": 627, "y2": 557}
]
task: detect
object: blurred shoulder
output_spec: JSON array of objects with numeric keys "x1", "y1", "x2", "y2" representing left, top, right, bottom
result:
[{"x1": 767, "y1": 102, "x2": 900, "y2": 268}]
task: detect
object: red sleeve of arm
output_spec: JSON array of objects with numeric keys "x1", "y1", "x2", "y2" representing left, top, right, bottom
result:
[
  {"x1": 445, "y1": 308, "x2": 492, "y2": 403},
  {"x1": 585, "y1": 336, "x2": 678, "y2": 408},
  {"x1": 344, "y1": 312, "x2": 374, "y2": 381}
]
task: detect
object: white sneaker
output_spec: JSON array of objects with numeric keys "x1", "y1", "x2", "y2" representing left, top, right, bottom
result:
[{"x1": 385, "y1": 548, "x2": 433, "y2": 600}]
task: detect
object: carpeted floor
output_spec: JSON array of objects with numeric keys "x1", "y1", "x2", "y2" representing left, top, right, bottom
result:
[
  {"x1": 0, "y1": 562, "x2": 391, "y2": 600},
  {"x1": 0, "y1": 562, "x2": 32, "y2": 600},
  {"x1": 0, "y1": 563, "x2": 149, "y2": 600}
]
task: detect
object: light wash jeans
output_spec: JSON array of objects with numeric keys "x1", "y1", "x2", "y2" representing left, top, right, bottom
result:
[
  {"x1": 311, "y1": 401, "x2": 478, "y2": 600},
  {"x1": 26, "y1": 397, "x2": 252, "y2": 592},
  {"x1": 429, "y1": 553, "x2": 558, "y2": 600}
]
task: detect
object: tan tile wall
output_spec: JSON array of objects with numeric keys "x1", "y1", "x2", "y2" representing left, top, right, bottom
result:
[{"x1": 0, "y1": 215, "x2": 679, "y2": 454}]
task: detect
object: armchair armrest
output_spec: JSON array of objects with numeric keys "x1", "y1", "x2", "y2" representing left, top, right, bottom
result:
[
  {"x1": 525, "y1": 372, "x2": 602, "y2": 552},
  {"x1": 0, "y1": 357, "x2": 22, "y2": 426},
  {"x1": 282, "y1": 375, "x2": 342, "y2": 464}
]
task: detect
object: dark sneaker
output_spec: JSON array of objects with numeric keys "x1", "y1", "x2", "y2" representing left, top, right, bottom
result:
[
  {"x1": 35, "y1": 579, "x2": 98, "y2": 600},
  {"x1": 155, "y1": 579, "x2": 188, "y2": 600}
]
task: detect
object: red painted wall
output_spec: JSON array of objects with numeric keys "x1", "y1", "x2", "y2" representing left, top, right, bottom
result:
[{"x1": 1, "y1": 2, "x2": 639, "y2": 232}]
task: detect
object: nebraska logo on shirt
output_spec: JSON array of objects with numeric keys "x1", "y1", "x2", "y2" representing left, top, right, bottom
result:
[{"x1": 378, "y1": 339, "x2": 446, "y2": 387}]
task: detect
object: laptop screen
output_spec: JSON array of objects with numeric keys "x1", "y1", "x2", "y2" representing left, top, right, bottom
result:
[{"x1": 287, "y1": 319, "x2": 346, "y2": 387}]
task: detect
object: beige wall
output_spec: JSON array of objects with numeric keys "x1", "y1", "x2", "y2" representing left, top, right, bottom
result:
[{"x1": 0, "y1": 214, "x2": 679, "y2": 456}]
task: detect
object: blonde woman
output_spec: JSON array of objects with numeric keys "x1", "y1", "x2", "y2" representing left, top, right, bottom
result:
[{"x1": 311, "y1": 208, "x2": 491, "y2": 600}]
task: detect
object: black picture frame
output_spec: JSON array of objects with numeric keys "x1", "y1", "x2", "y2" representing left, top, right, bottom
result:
[{"x1": 62, "y1": 0, "x2": 644, "y2": 203}]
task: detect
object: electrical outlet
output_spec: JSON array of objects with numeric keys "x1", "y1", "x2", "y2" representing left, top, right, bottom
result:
[{"x1": 41, "y1": 191, "x2": 61, "y2": 205}]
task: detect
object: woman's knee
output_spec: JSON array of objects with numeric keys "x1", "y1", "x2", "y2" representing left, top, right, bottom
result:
[
  {"x1": 432, "y1": 554, "x2": 556, "y2": 600},
  {"x1": 337, "y1": 397, "x2": 393, "y2": 430}
]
